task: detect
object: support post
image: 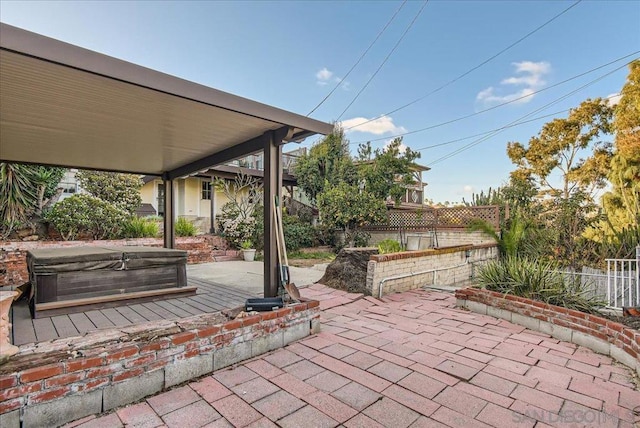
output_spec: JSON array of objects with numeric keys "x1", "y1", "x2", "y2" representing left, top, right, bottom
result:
[
  {"x1": 210, "y1": 176, "x2": 217, "y2": 234},
  {"x1": 163, "y1": 175, "x2": 175, "y2": 249},
  {"x1": 263, "y1": 131, "x2": 282, "y2": 297}
]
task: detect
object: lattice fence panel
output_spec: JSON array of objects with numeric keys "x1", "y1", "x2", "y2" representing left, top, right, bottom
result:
[{"x1": 367, "y1": 206, "x2": 500, "y2": 231}]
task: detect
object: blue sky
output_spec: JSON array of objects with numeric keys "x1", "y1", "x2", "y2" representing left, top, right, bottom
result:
[{"x1": 1, "y1": 0, "x2": 638, "y2": 203}]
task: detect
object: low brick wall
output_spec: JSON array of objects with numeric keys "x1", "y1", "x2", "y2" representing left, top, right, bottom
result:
[
  {"x1": 455, "y1": 288, "x2": 640, "y2": 377},
  {"x1": 0, "y1": 236, "x2": 238, "y2": 287},
  {"x1": 0, "y1": 300, "x2": 320, "y2": 427},
  {"x1": 365, "y1": 244, "x2": 498, "y2": 297}
]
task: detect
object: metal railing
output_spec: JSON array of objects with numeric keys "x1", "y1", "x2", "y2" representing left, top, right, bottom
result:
[{"x1": 607, "y1": 258, "x2": 639, "y2": 309}]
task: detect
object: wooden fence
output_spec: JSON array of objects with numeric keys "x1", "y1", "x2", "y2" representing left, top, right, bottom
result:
[{"x1": 365, "y1": 206, "x2": 501, "y2": 231}]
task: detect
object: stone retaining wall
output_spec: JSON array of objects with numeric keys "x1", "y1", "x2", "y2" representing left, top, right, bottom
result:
[
  {"x1": 365, "y1": 244, "x2": 498, "y2": 297},
  {"x1": 0, "y1": 236, "x2": 238, "y2": 287},
  {"x1": 0, "y1": 301, "x2": 320, "y2": 427},
  {"x1": 455, "y1": 288, "x2": 640, "y2": 377}
]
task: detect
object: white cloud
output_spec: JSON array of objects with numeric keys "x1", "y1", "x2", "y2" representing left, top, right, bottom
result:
[
  {"x1": 316, "y1": 67, "x2": 333, "y2": 85},
  {"x1": 316, "y1": 67, "x2": 349, "y2": 89},
  {"x1": 477, "y1": 61, "x2": 551, "y2": 105},
  {"x1": 463, "y1": 185, "x2": 474, "y2": 193},
  {"x1": 341, "y1": 115, "x2": 407, "y2": 135}
]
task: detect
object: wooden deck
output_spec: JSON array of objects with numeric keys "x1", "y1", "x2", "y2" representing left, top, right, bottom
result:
[{"x1": 11, "y1": 278, "x2": 260, "y2": 346}]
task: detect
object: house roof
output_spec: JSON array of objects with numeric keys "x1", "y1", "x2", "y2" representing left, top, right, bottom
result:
[{"x1": 0, "y1": 23, "x2": 332, "y2": 178}]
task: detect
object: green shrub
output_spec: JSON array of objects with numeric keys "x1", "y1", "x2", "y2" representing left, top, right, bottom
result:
[
  {"x1": 123, "y1": 216, "x2": 159, "y2": 238},
  {"x1": 378, "y1": 239, "x2": 401, "y2": 254},
  {"x1": 45, "y1": 194, "x2": 129, "y2": 240},
  {"x1": 283, "y1": 214, "x2": 315, "y2": 251},
  {"x1": 475, "y1": 256, "x2": 604, "y2": 313},
  {"x1": 176, "y1": 217, "x2": 197, "y2": 237}
]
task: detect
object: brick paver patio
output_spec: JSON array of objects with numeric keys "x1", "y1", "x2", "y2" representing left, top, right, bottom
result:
[{"x1": 64, "y1": 285, "x2": 640, "y2": 428}]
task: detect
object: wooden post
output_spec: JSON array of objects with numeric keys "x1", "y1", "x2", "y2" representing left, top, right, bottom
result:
[
  {"x1": 163, "y1": 175, "x2": 175, "y2": 249},
  {"x1": 263, "y1": 132, "x2": 282, "y2": 298}
]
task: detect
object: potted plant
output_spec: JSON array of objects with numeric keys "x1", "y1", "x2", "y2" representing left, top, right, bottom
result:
[{"x1": 240, "y1": 240, "x2": 256, "y2": 262}]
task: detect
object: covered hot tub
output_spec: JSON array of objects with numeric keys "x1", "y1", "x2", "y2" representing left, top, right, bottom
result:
[{"x1": 27, "y1": 246, "x2": 196, "y2": 318}]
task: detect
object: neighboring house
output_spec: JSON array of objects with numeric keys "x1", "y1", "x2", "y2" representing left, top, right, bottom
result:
[
  {"x1": 57, "y1": 169, "x2": 83, "y2": 201},
  {"x1": 139, "y1": 150, "x2": 304, "y2": 234},
  {"x1": 140, "y1": 151, "x2": 431, "y2": 233},
  {"x1": 385, "y1": 163, "x2": 430, "y2": 209},
  {"x1": 56, "y1": 150, "x2": 430, "y2": 235}
]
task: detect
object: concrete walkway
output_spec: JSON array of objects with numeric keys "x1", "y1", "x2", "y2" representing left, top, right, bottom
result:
[
  {"x1": 187, "y1": 261, "x2": 326, "y2": 296},
  {"x1": 65, "y1": 286, "x2": 639, "y2": 428}
]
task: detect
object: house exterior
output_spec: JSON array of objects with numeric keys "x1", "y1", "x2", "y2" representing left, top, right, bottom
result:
[
  {"x1": 139, "y1": 151, "x2": 430, "y2": 234},
  {"x1": 139, "y1": 150, "x2": 303, "y2": 233}
]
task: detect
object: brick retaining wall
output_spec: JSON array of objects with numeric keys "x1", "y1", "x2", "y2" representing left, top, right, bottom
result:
[
  {"x1": 0, "y1": 300, "x2": 320, "y2": 427},
  {"x1": 455, "y1": 288, "x2": 640, "y2": 377},
  {"x1": 0, "y1": 236, "x2": 238, "y2": 287},
  {"x1": 366, "y1": 244, "x2": 498, "y2": 297}
]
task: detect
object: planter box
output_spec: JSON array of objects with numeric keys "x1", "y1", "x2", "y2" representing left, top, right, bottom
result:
[{"x1": 27, "y1": 246, "x2": 194, "y2": 318}]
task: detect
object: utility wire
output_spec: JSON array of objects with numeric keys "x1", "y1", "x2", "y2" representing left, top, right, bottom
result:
[
  {"x1": 307, "y1": 1, "x2": 408, "y2": 116},
  {"x1": 336, "y1": 0, "x2": 429, "y2": 120},
  {"x1": 426, "y1": 62, "x2": 632, "y2": 167},
  {"x1": 345, "y1": 0, "x2": 583, "y2": 131},
  {"x1": 412, "y1": 91, "x2": 621, "y2": 152},
  {"x1": 348, "y1": 51, "x2": 639, "y2": 145}
]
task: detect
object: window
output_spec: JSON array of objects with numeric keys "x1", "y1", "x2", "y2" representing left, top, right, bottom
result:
[{"x1": 202, "y1": 181, "x2": 212, "y2": 200}]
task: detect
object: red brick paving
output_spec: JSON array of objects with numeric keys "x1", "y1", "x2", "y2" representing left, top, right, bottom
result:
[{"x1": 68, "y1": 285, "x2": 639, "y2": 428}]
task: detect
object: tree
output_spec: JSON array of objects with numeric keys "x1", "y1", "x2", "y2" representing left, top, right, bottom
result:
[
  {"x1": 507, "y1": 98, "x2": 614, "y2": 201},
  {"x1": 215, "y1": 172, "x2": 263, "y2": 249},
  {"x1": 294, "y1": 126, "x2": 357, "y2": 204},
  {"x1": 76, "y1": 170, "x2": 143, "y2": 214},
  {"x1": 583, "y1": 60, "x2": 640, "y2": 258},
  {"x1": 0, "y1": 163, "x2": 65, "y2": 238},
  {"x1": 317, "y1": 182, "x2": 386, "y2": 245},
  {"x1": 506, "y1": 99, "x2": 615, "y2": 266},
  {"x1": 357, "y1": 137, "x2": 420, "y2": 204},
  {"x1": 602, "y1": 60, "x2": 640, "y2": 234}
]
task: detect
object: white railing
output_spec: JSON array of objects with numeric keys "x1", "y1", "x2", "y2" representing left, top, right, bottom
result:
[{"x1": 606, "y1": 257, "x2": 639, "y2": 309}]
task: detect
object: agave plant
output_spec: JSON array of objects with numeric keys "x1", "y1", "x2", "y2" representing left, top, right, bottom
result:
[
  {"x1": 0, "y1": 163, "x2": 38, "y2": 237},
  {"x1": 476, "y1": 256, "x2": 605, "y2": 313}
]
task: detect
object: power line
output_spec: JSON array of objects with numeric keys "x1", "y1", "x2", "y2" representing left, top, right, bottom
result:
[
  {"x1": 345, "y1": 0, "x2": 583, "y2": 131},
  {"x1": 348, "y1": 51, "x2": 639, "y2": 145},
  {"x1": 336, "y1": 0, "x2": 429, "y2": 121},
  {"x1": 426, "y1": 62, "x2": 632, "y2": 167},
  {"x1": 307, "y1": 1, "x2": 408, "y2": 116},
  {"x1": 412, "y1": 91, "x2": 621, "y2": 152}
]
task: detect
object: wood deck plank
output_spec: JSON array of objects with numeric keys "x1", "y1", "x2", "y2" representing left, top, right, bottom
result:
[
  {"x1": 32, "y1": 317, "x2": 58, "y2": 342},
  {"x1": 84, "y1": 310, "x2": 116, "y2": 329},
  {"x1": 140, "y1": 302, "x2": 180, "y2": 320},
  {"x1": 51, "y1": 315, "x2": 81, "y2": 338},
  {"x1": 115, "y1": 306, "x2": 149, "y2": 324},
  {"x1": 127, "y1": 304, "x2": 163, "y2": 322},
  {"x1": 68, "y1": 312, "x2": 97, "y2": 333},
  {"x1": 10, "y1": 278, "x2": 267, "y2": 344},
  {"x1": 153, "y1": 300, "x2": 195, "y2": 318},
  {"x1": 99, "y1": 308, "x2": 132, "y2": 327},
  {"x1": 11, "y1": 302, "x2": 37, "y2": 346},
  {"x1": 195, "y1": 294, "x2": 234, "y2": 311},
  {"x1": 179, "y1": 297, "x2": 222, "y2": 313}
]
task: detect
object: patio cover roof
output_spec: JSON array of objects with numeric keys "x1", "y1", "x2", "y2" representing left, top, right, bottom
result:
[{"x1": 0, "y1": 23, "x2": 333, "y2": 178}]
